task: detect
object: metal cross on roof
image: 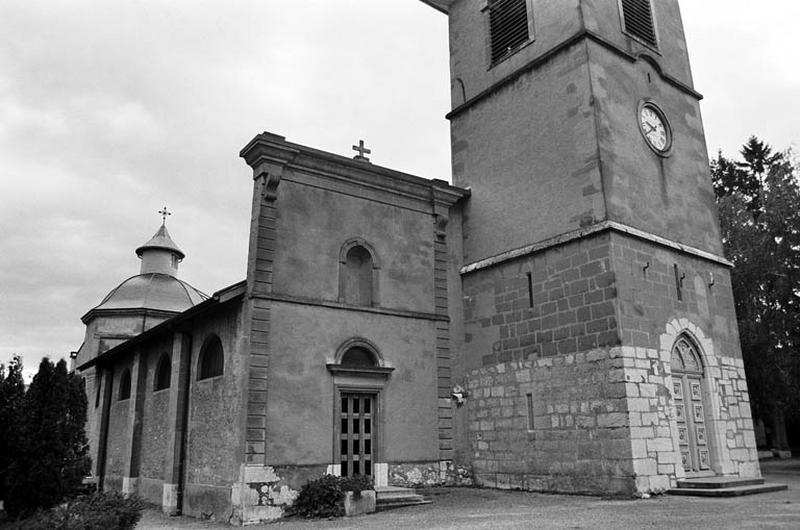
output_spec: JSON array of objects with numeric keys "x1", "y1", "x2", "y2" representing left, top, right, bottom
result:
[
  {"x1": 352, "y1": 140, "x2": 371, "y2": 162},
  {"x1": 158, "y1": 206, "x2": 172, "y2": 224}
]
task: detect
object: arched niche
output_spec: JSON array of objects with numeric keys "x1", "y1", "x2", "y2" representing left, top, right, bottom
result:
[
  {"x1": 118, "y1": 368, "x2": 131, "y2": 401},
  {"x1": 338, "y1": 238, "x2": 380, "y2": 307},
  {"x1": 198, "y1": 334, "x2": 224, "y2": 380},
  {"x1": 154, "y1": 353, "x2": 172, "y2": 391}
]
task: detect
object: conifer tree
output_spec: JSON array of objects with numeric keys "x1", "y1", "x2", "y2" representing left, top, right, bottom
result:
[
  {"x1": 0, "y1": 356, "x2": 26, "y2": 506},
  {"x1": 712, "y1": 137, "x2": 800, "y2": 452},
  {"x1": 5, "y1": 358, "x2": 90, "y2": 516}
]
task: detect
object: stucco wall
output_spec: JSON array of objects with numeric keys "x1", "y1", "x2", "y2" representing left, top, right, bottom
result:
[
  {"x1": 447, "y1": 0, "x2": 692, "y2": 106},
  {"x1": 182, "y1": 305, "x2": 244, "y2": 520},
  {"x1": 138, "y1": 335, "x2": 174, "y2": 485},
  {"x1": 272, "y1": 178, "x2": 435, "y2": 313},
  {"x1": 447, "y1": 0, "x2": 584, "y2": 103},
  {"x1": 266, "y1": 303, "x2": 440, "y2": 467},
  {"x1": 104, "y1": 357, "x2": 133, "y2": 488},
  {"x1": 590, "y1": 44, "x2": 721, "y2": 254},
  {"x1": 451, "y1": 43, "x2": 604, "y2": 262},
  {"x1": 581, "y1": 0, "x2": 693, "y2": 86}
]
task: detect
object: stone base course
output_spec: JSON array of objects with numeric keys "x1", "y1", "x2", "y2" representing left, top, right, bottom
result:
[{"x1": 466, "y1": 349, "x2": 636, "y2": 496}]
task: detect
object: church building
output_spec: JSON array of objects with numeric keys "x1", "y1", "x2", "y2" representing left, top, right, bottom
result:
[{"x1": 76, "y1": 0, "x2": 761, "y2": 524}]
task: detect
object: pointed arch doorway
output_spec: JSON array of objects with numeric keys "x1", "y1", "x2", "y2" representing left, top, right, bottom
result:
[{"x1": 671, "y1": 336, "x2": 712, "y2": 474}]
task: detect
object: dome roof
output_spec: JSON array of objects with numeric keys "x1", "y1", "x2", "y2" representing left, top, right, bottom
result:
[
  {"x1": 136, "y1": 224, "x2": 185, "y2": 260},
  {"x1": 92, "y1": 273, "x2": 208, "y2": 313}
]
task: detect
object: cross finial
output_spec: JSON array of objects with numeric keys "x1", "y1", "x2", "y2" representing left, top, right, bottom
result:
[
  {"x1": 352, "y1": 140, "x2": 371, "y2": 162},
  {"x1": 158, "y1": 206, "x2": 172, "y2": 225}
]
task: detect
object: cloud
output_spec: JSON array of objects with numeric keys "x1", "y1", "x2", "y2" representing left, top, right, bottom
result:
[{"x1": 1, "y1": 0, "x2": 796, "y2": 374}]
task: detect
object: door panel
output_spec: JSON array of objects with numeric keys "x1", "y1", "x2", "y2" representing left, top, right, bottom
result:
[
  {"x1": 674, "y1": 375, "x2": 709, "y2": 473},
  {"x1": 339, "y1": 393, "x2": 374, "y2": 477}
]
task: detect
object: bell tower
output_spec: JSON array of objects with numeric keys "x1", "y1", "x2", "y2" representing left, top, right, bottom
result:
[
  {"x1": 427, "y1": 0, "x2": 718, "y2": 259},
  {"x1": 424, "y1": 0, "x2": 760, "y2": 495}
]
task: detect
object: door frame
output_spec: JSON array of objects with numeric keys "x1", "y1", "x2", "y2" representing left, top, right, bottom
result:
[
  {"x1": 327, "y1": 337, "x2": 393, "y2": 480},
  {"x1": 671, "y1": 334, "x2": 715, "y2": 477},
  {"x1": 334, "y1": 389, "x2": 381, "y2": 477}
]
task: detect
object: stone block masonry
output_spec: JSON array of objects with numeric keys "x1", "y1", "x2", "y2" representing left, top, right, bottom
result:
[
  {"x1": 611, "y1": 233, "x2": 759, "y2": 481},
  {"x1": 461, "y1": 233, "x2": 636, "y2": 494},
  {"x1": 462, "y1": 233, "x2": 619, "y2": 376},
  {"x1": 466, "y1": 351, "x2": 635, "y2": 495},
  {"x1": 458, "y1": 229, "x2": 760, "y2": 495}
]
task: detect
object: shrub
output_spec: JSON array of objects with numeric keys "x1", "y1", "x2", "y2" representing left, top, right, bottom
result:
[
  {"x1": 290, "y1": 474, "x2": 343, "y2": 519},
  {"x1": 338, "y1": 475, "x2": 374, "y2": 499},
  {"x1": 8, "y1": 491, "x2": 146, "y2": 530},
  {"x1": 289, "y1": 474, "x2": 374, "y2": 518}
]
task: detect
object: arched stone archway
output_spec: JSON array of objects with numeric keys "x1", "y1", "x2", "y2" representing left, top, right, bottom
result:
[
  {"x1": 658, "y1": 318, "x2": 735, "y2": 478},
  {"x1": 670, "y1": 335, "x2": 712, "y2": 474}
]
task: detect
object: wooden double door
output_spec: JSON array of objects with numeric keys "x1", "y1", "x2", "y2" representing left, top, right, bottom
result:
[
  {"x1": 338, "y1": 393, "x2": 375, "y2": 477},
  {"x1": 671, "y1": 337, "x2": 712, "y2": 474},
  {"x1": 673, "y1": 374, "x2": 711, "y2": 473}
]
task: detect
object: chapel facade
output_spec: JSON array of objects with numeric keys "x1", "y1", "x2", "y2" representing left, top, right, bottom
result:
[{"x1": 76, "y1": 0, "x2": 761, "y2": 524}]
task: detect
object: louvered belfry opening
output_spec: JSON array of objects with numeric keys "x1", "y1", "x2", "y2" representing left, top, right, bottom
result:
[
  {"x1": 489, "y1": 0, "x2": 530, "y2": 64},
  {"x1": 621, "y1": 0, "x2": 657, "y2": 47}
]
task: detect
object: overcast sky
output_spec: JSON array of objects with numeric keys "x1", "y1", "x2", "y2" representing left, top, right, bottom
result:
[{"x1": 1, "y1": 1, "x2": 798, "y2": 379}]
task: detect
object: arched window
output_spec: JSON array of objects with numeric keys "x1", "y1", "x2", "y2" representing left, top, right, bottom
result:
[
  {"x1": 327, "y1": 337, "x2": 392, "y2": 379},
  {"x1": 118, "y1": 368, "x2": 131, "y2": 401},
  {"x1": 154, "y1": 353, "x2": 171, "y2": 391},
  {"x1": 341, "y1": 346, "x2": 378, "y2": 368},
  {"x1": 339, "y1": 240, "x2": 379, "y2": 307},
  {"x1": 671, "y1": 336, "x2": 703, "y2": 374},
  {"x1": 198, "y1": 335, "x2": 224, "y2": 380}
]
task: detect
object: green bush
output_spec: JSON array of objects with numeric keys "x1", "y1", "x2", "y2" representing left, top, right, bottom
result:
[
  {"x1": 289, "y1": 474, "x2": 374, "y2": 519},
  {"x1": 8, "y1": 491, "x2": 146, "y2": 530},
  {"x1": 338, "y1": 475, "x2": 374, "y2": 499}
]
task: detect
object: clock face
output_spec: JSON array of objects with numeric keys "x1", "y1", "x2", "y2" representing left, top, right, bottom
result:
[{"x1": 639, "y1": 103, "x2": 670, "y2": 153}]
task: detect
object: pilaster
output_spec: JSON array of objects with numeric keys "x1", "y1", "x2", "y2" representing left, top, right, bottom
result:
[
  {"x1": 95, "y1": 367, "x2": 114, "y2": 490},
  {"x1": 162, "y1": 332, "x2": 192, "y2": 515},
  {"x1": 122, "y1": 349, "x2": 147, "y2": 496},
  {"x1": 432, "y1": 186, "x2": 454, "y2": 461},
  {"x1": 240, "y1": 133, "x2": 295, "y2": 466}
]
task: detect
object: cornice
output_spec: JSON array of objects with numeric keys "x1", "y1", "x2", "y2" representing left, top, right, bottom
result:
[
  {"x1": 446, "y1": 30, "x2": 702, "y2": 121},
  {"x1": 460, "y1": 220, "x2": 731, "y2": 275}
]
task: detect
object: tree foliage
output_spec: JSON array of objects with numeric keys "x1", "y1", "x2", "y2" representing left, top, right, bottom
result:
[
  {"x1": 712, "y1": 137, "x2": 800, "y2": 425},
  {"x1": 0, "y1": 356, "x2": 26, "y2": 505},
  {"x1": 0, "y1": 357, "x2": 91, "y2": 518}
]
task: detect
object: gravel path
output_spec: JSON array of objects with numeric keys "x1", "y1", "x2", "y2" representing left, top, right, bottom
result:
[{"x1": 137, "y1": 459, "x2": 800, "y2": 529}]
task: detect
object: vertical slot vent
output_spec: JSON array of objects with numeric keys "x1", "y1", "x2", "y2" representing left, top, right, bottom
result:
[
  {"x1": 526, "y1": 393, "x2": 535, "y2": 430},
  {"x1": 526, "y1": 272, "x2": 534, "y2": 308}
]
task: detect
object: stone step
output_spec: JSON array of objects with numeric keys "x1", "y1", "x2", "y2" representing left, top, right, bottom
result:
[
  {"x1": 668, "y1": 483, "x2": 788, "y2": 497},
  {"x1": 675, "y1": 476, "x2": 765, "y2": 489},
  {"x1": 376, "y1": 485, "x2": 416, "y2": 495},
  {"x1": 375, "y1": 498, "x2": 432, "y2": 511},
  {"x1": 375, "y1": 486, "x2": 431, "y2": 511}
]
